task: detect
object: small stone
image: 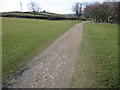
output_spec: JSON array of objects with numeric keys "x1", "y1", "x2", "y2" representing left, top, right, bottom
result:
[
  {"x1": 61, "y1": 70, "x2": 63, "y2": 72},
  {"x1": 51, "y1": 77, "x2": 54, "y2": 79},
  {"x1": 10, "y1": 84, "x2": 12, "y2": 87},
  {"x1": 53, "y1": 82, "x2": 55, "y2": 85},
  {"x1": 58, "y1": 65, "x2": 61, "y2": 67},
  {"x1": 15, "y1": 77, "x2": 17, "y2": 79},
  {"x1": 13, "y1": 82, "x2": 17, "y2": 85},
  {"x1": 45, "y1": 68, "x2": 48, "y2": 70},
  {"x1": 30, "y1": 83, "x2": 33, "y2": 85},
  {"x1": 42, "y1": 85, "x2": 45, "y2": 88},
  {"x1": 43, "y1": 72, "x2": 45, "y2": 74},
  {"x1": 49, "y1": 75, "x2": 52, "y2": 78},
  {"x1": 43, "y1": 75, "x2": 47, "y2": 79},
  {"x1": 35, "y1": 79, "x2": 38, "y2": 82}
]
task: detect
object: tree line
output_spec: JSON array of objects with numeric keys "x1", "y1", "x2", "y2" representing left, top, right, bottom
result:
[{"x1": 72, "y1": 1, "x2": 120, "y2": 24}]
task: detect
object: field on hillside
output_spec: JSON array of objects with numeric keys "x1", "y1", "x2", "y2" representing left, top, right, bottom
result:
[
  {"x1": 2, "y1": 17, "x2": 79, "y2": 82},
  {"x1": 1, "y1": 12, "x2": 65, "y2": 17},
  {"x1": 71, "y1": 23, "x2": 118, "y2": 88},
  {"x1": 1, "y1": 12, "x2": 75, "y2": 20}
]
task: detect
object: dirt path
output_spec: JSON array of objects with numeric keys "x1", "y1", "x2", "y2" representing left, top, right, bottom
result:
[{"x1": 5, "y1": 22, "x2": 86, "y2": 88}]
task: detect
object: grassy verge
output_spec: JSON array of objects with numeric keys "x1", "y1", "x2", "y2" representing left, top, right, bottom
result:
[
  {"x1": 2, "y1": 17, "x2": 80, "y2": 82},
  {"x1": 70, "y1": 22, "x2": 118, "y2": 88}
]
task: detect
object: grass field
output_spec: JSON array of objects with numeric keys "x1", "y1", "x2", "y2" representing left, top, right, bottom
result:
[
  {"x1": 70, "y1": 23, "x2": 118, "y2": 88},
  {"x1": 1, "y1": 12, "x2": 65, "y2": 17},
  {"x1": 2, "y1": 17, "x2": 80, "y2": 82},
  {"x1": 1, "y1": 12, "x2": 69, "y2": 19}
]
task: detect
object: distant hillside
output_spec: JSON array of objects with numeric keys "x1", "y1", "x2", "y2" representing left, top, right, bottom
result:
[
  {"x1": 63, "y1": 13, "x2": 76, "y2": 18},
  {"x1": 0, "y1": 12, "x2": 76, "y2": 20}
]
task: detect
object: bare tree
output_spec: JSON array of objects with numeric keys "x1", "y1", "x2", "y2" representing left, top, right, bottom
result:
[
  {"x1": 28, "y1": 1, "x2": 41, "y2": 15},
  {"x1": 72, "y1": 2, "x2": 82, "y2": 20}
]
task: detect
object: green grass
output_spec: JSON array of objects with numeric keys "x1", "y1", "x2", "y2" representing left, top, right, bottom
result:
[
  {"x1": 1, "y1": 12, "x2": 34, "y2": 16},
  {"x1": 1, "y1": 12, "x2": 67, "y2": 18},
  {"x1": 70, "y1": 23, "x2": 118, "y2": 88},
  {"x1": 2, "y1": 17, "x2": 80, "y2": 82},
  {"x1": 37, "y1": 12, "x2": 65, "y2": 17}
]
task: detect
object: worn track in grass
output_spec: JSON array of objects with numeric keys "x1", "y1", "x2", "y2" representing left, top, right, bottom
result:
[{"x1": 5, "y1": 22, "x2": 86, "y2": 88}]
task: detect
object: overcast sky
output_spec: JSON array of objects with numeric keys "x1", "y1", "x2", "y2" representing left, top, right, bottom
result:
[{"x1": 0, "y1": 0, "x2": 104, "y2": 14}]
